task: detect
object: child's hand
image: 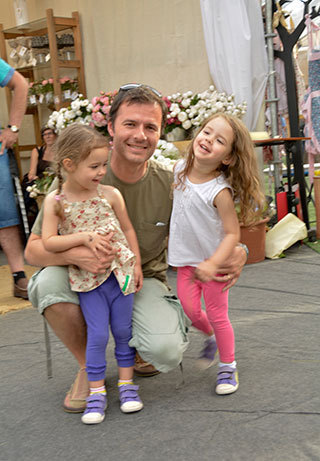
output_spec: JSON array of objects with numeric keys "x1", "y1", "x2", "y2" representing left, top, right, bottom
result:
[
  {"x1": 83, "y1": 232, "x2": 111, "y2": 259},
  {"x1": 195, "y1": 259, "x2": 218, "y2": 283},
  {"x1": 134, "y1": 265, "x2": 143, "y2": 292}
]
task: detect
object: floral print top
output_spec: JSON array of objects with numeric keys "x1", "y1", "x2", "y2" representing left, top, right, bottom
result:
[{"x1": 58, "y1": 185, "x2": 135, "y2": 295}]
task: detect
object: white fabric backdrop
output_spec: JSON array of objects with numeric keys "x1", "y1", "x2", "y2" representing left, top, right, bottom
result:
[{"x1": 200, "y1": 0, "x2": 268, "y2": 130}]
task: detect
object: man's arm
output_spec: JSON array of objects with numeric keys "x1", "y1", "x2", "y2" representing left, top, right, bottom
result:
[
  {"x1": 0, "y1": 70, "x2": 28, "y2": 153},
  {"x1": 25, "y1": 233, "x2": 117, "y2": 274}
]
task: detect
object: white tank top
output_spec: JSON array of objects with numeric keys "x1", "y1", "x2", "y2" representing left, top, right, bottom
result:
[{"x1": 168, "y1": 160, "x2": 232, "y2": 267}]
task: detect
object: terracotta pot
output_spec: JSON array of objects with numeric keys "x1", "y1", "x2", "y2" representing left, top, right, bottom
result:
[{"x1": 240, "y1": 217, "x2": 269, "y2": 264}]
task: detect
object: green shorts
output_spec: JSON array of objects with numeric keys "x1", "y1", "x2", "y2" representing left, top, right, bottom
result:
[{"x1": 28, "y1": 266, "x2": 190, "y2": 373}]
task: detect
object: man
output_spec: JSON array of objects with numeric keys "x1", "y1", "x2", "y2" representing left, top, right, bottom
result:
[
  {"x1": 25, "y1": 84, "x2": 247, "y2": 413},
  {"x1": 0, "y1": 58, "x2": 29, "y2": 299}
]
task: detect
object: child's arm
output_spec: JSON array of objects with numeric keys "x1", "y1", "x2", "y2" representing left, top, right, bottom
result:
[
  {"x1": 106, "y1": 186, "x2": 143, "y2": 292},
  {"x1": 195, "y1": 188, "x2": 240, "y2": 282},
  {"x1": 42, "y1": 192, "x2": 110, "y2": 259}
]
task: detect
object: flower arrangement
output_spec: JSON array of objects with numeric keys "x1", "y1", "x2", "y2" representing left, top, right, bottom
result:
[
  {"x1": 28, "y1": 76, "x2": 79, "y2": 105},
  {"x1": 91, "y1": 91, "x2": 118, "y2": 135},
  {"x1": 150, "y1": 139, "x2": 180, "y2": 168},
  {"x1": 26, "y1": 169, "x2": 56, "y2": 198},
  {"x1": 47, "y1": 94, "x2": 93, "y2": 133},
  {"x1": 47, "y1": 86, "x2": 247, "y2": 140},
  {"x1": 164, "y1": 86, "x2": 247, "y2": 138}
]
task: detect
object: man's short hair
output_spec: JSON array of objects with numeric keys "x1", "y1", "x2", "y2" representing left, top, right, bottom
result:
[{"x1": 109, "y1": 84, "x2": 168, "y2": 135}]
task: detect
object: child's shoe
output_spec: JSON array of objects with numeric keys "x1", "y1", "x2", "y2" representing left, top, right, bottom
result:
[
  {"x1": 81, "y1": 393, "x2": 107, "y2": 424},
  {"x1": 215, "y1": 366, "x2": 239, "y2": 395},
  {"x1": 197, "y1": 338, "x2": 218, "y2": 369},
  {"x1": 119, "y1": 384, "x2": 143, "y2": 413}
]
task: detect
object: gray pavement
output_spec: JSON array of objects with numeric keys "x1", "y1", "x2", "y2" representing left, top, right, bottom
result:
[{"x1": 1, "y1": 244, "x2": 320, "y2": 461}]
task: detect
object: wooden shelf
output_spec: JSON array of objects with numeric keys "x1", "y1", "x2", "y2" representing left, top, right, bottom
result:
[{"x1": 0, "y1": 9, "x2": 86, "y2": 177}]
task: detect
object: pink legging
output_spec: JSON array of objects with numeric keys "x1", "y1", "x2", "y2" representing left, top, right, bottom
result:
[{"x1": 177, "y1": 266, "x2": 235, "y2": 363}]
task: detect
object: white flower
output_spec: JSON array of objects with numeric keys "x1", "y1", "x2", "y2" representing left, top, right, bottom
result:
[
  {"x1": 182, "y1": 119, "x2": 192, "y2": 130},
  {"x1": 181, "y1": 98, "x2": 191, "y2": 108},
  {"x1": 29, "y1": 191, "x2": 37, "y2": 198},
  {"x1": 71, "y1": 99, "x2": 81, "y2": 111},
  {"x1": 178, "y1": 112, "x2": 188, "y2": 122}
]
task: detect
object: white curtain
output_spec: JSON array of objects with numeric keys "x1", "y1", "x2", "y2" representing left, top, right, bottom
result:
[{"x1": 200, "y1": 0, "x2": 268, "y2": 130}]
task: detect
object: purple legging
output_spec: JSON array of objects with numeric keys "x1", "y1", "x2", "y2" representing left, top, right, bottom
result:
[
  {"x1": 177, "y1": 266, "x2": 235, "y2": 363},
  {"x1": 78, "y1": 272, "x2": 135, "y2": 381}
]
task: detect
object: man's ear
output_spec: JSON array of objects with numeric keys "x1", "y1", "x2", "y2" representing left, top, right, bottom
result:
[
  {"x1": 107, "y1": 120, "x2": 114, "y2": 138},
  {"x1": 62, "y1": 158, "x2": 75, "y2": 172}
]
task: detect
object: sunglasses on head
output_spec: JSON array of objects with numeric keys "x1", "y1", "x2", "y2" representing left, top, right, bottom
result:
[{"x1": 119, "y1": 83, "x2": 162, "y2": 98}]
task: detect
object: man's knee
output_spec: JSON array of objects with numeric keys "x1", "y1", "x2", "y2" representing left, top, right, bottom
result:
[
  {"x1": 132, "y1": 333, "x2": 188, "y2": 373},
  {"x1": 28, "y1": 266, "x2": 79, "y2": 315}
]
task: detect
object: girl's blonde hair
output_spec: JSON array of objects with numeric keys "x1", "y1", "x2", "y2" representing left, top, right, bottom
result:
[
  {"x1": 174, "y1": 112, "x2": 266, "y2": 226},
  {"x1": 53, "y1": 123, "x2": 109, "y2": 219}
]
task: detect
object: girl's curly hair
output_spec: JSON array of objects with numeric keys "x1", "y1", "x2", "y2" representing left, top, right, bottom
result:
[{"x1": 173, "y1": 112, "x2": 266, "y2": 226}]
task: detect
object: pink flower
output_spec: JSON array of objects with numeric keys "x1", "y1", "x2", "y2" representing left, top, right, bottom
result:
[
  {"x1": 59, "y1": 76, "x2": 70, "y2": 84},
  {"x1": 42, "y1": 80, "x2": 48, "y2": 85},
  {"x1": 92, "y1": 112, "x2": 108, "y2": 127},
  {"x1": 92, "y1": 104, "x2": 100, "y2": 113},
  {"x1": 101, "y1": 105, "x2": 110, "y2": 115},
  {"x1": 91, "y1": 96, "x2": 99, "y2": 106},
  {"x1": 101, "y1": 96, "x2": 109, "y2": 106},
  {"x1": 48, "y1": 78, "x2": 53, "y2": 84}
]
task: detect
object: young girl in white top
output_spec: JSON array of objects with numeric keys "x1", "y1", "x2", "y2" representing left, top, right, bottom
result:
[
  {"x1": 42, "y1": 124, "x2": 143, "y2": 424},
  {"x1": 168, "y1": 113, "x2": 265, "y2": 395}
]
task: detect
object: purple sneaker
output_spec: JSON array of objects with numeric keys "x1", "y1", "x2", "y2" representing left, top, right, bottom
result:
[
  {"x1": 119, "y1": 384, "x2": 143, "y2": 413},
  {"x1": 215, "y1": 366, "x2": 239, "y2": 395},
  {"x1": 81, "y1": 393, "x2": 107, "y2": 424},
  {"x1": 197, "y1": 338, "x2": 218, "y2": 370}
]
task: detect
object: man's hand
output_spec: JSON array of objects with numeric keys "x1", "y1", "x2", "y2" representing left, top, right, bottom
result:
[
  {"x1": 0, "y1": 128, "x2": 18, "y2": 154},
  {"x1": 195, "y1": 259, "x2": 218, "y2": 283},
  {"x1": 134, "y1": 265, "x2": 143, "y2": 292},
  {"x1": 65, "y1": 244, "x2": 117, "y2": 274},
  {"x1": 211, "y1": 245, "x2": 247, "y2": 291}
]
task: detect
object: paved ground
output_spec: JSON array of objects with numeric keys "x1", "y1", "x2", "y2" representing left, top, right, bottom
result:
[{"x1": 1, "y1": 244, "x2": 320, "y2": 461}]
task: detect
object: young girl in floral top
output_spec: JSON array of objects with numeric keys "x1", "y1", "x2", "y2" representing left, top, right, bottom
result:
[{"x1": 42, "y1": 124, "x2": 143, "y2": 424}]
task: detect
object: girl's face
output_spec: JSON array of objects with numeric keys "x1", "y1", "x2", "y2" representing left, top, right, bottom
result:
[
  {"x1": 66, "y1": 146, "x2": 109, "y2": 191},
  {"x1": 193, "y1": 117, "x2": 234, "y2": 169}
]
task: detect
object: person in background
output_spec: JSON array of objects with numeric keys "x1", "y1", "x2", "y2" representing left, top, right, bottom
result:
[
  {"x1": 168, "y1": 113, "x2": 265, "y2": 395},
  {"x1": 27, "y1": 126, "x2": 56, "y2": 181},
  {"x1": 22, "y1": 126, "x2": 57, "y2": 227},
  {"x1": 25, "y1": 84, "x2": 248, "y2": 413},
  {"x1": 0, "y1": 57, "x2": 29, "y2": 299}
]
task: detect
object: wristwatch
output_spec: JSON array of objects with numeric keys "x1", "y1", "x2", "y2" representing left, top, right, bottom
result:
[{"x1": 7, "y1": 124, "x2": 19, "y2": 133}]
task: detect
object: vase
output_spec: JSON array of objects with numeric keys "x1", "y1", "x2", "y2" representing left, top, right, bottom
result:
[
  {"x1": 165, "y1": 127, "x2": 187, "y2": 142},
  {"x1": 240, "y1": 217, "x2": 269, "y2": 264}
]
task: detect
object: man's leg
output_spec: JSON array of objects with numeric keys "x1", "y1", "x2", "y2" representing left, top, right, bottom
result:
[
  {"x1": 129, "y1": 278, "x2": 190, "y2": 374},
  {"x1": 28, "y1": 266, "x2": 89, "y2": 412},
  {"x1": 0, "y1": 150, "x2": 29, "y2": 298},
  {"x1": 0, "y1": 226, "x2": 29, "y2": 298},
  {"x1": 0, "y1": 226, "x2": 25, "y2": 271},
  {"x1": 44, "y1": 302, "x2": 87, "y2": 368}
]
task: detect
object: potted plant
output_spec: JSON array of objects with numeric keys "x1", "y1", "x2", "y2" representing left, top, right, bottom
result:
[{"x1": 237, "y1": 197, "x2": 273, "y2": 264}]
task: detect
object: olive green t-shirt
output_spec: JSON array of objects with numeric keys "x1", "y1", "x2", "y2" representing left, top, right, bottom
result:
[{"x1": 32, "y1": 160, "x2": 173, "y2": 283}]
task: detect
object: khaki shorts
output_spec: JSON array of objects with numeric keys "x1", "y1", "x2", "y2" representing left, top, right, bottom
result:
[{"x1": 28, "y1": 266, "x2": 190, "y2": 373}]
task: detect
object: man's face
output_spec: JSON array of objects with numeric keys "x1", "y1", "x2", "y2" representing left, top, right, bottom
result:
[{"x1": 108, "y1": 101, "x2": 162, "y2": 166}]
